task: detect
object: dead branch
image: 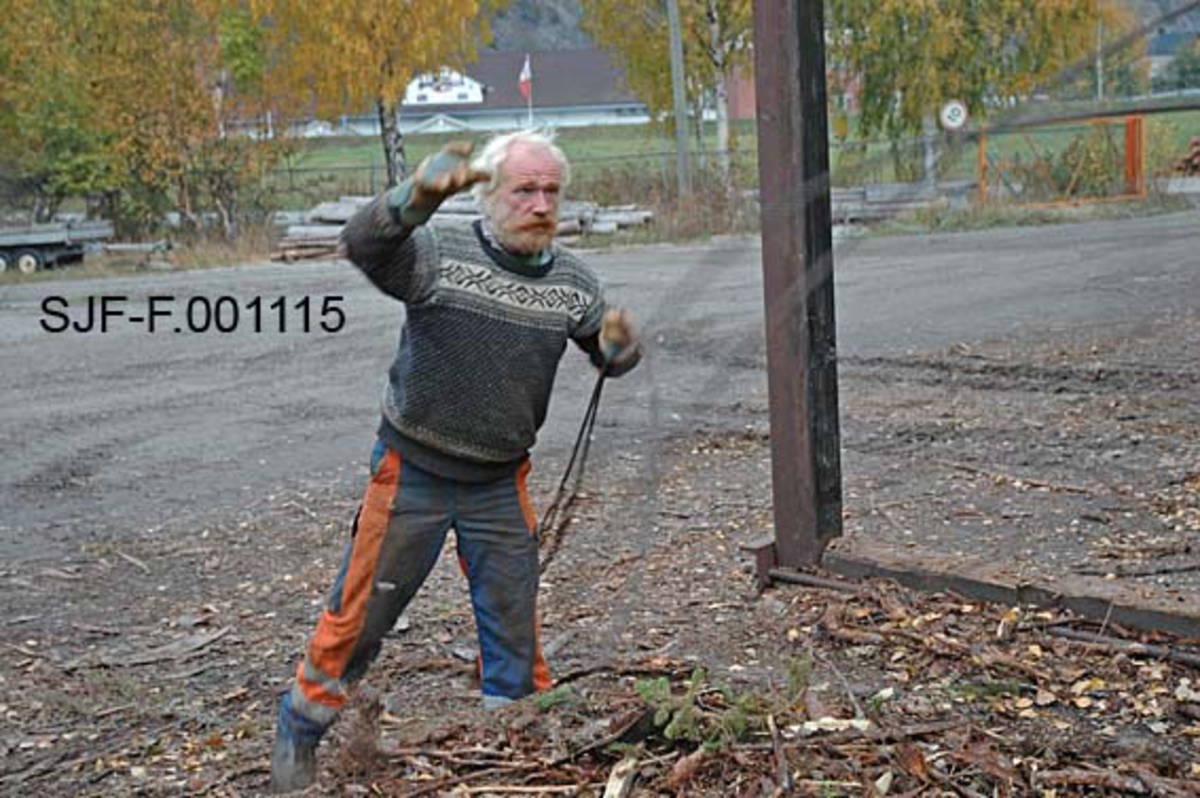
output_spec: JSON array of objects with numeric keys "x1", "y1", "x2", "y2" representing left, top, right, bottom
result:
[
  {"x1": 781, "y1": 719, "x2": 967, "y2": 749},
  {"x1": 602, "y1": 756, "x2": 638, "y2": 798},
  {"x1": 1046, "y1": 627, "x2": 1200, "y2": 670},
  {"x1": 551, "y1": 658, "x2": 689, "y2": 686},
  {"x1": 100, "y1": 627, "x2": 230, "y2": 667},
  {"x1": 766, "y1": 569, "x2": 862, "y2": 594},
  {"x1": 116, "y1": 550, "x2": 151, "y2": 574},
  {"x1": 461, "y1": 787, "x2": 583, "y2": 795},
  {"x1": 1038, "y1": 768, "x2": 1149, "y2": 793},
  {"x1": 551, "y1": 708, "x2": 657, "y2": 765},
  {"x1": 400, "y1": 762, "x2": 545, "y2": 797},
  {"x1": 936, "y1": 459, "x2": 1094, "y2": 494},
  {"x1": 1126, "y1": 764, "x2": 1200, "y2": 798},
  {"x1": 1075, "y1": 561, "x2": 1200, "y2": 578},
  {"x1": 767, "y1": 714, "x2": 792, "y2": 793},
  {"x1": 813, "y1": 649, "x2": 867, "y2": 719}
]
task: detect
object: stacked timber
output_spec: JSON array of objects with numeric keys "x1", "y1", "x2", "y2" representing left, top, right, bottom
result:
[
  {"x1": 1176, "y1": 137, "x2": 1200, "y2": 177},
  {"x1": 272, "y1": 195, "x2": 654, "y2": 261},
  {"x1": 271, "y1": 225, "x2": 344, "y2": 261},
  {"x1": 583, "y1": 204, "x2": 654, "y2": 236},
  {"x1": 271, "y1": 197, "x2": 366, "y2": 262},
  {"x1": 743, "y1": 181, "x2": 972, "y2": 224}
]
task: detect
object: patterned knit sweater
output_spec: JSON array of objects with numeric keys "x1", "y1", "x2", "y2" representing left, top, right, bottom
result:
[{"x1": 341, "y1": 194, "x2": 615, "y2": 481}]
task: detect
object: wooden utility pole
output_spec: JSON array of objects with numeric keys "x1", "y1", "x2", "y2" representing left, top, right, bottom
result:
[
  {"x1": 751, "y1": 0, "x2": 842, "y2": 568},
  {"x1": 666, "y1": 0, "x2": 692, "y2": 197}
]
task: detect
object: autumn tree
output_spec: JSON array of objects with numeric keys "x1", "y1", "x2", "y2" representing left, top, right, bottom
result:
[
  {"x1": 828, "y1": 0, "x2": 1141, "y2": 162},
  {"x1": 0, "y1": 0, "x2": 114, "y2": 221},
  {"x1": 217, "y1": 0, "x2": 500, "y2": 187},
  {"x1": 0, "y1": 0, "x2": 284, "y2": 235},
  {"x1": 582, "y1": 0, "x2": 753, "y2": 181},
  {"x1": 1083, "y1": 1, "x2": 1149, "y2": 100}
]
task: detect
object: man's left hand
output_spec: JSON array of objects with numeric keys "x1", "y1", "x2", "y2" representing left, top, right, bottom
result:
[{"x1": 600, "y1": 308, "x2": 640, "y2": 372}]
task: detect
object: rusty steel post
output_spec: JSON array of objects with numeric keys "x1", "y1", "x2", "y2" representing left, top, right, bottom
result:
[
  {"x1": 1125, "y1": 116, "x2": 1145, "y2": 197},
  {"x1": 978, "y1": 133, "x2": 988, "y2": 206},
  {"x1": 752, "y1": 0, "x2": 843, "y2": 569}
]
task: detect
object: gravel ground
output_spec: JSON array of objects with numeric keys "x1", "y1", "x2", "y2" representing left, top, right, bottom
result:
[{"x1": 1, "y1": 212, "x2": 1198, "y2": 794}]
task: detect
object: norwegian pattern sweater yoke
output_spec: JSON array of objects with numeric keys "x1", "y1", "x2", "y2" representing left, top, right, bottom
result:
[{"x1": 341, "y1": 195, "x2": 607, "y2": 481}]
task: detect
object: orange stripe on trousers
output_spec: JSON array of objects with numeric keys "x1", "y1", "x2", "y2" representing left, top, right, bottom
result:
[
  {"x1": 459, "y1": 461, "x2": 552, "y2": 693},
  {"x1": 301, "y1": 448, "x2": 401, "y2": 703},
  {"x1": 517, "y1": 460, "x2": 552, "y2": 692}
]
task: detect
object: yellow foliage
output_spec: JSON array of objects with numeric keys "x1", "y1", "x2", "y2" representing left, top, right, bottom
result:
[
  {"x1": 582, "y1": 0, "x2": 752, "y2": 126},
  {"x1": 828, "y1": 0, "x2": 1142, "y2": 140},
  {"x1": 211, "y1": 0, "x2": 494, "y2": 122},
  {"x1": 0, "y1": 0, "x2": 300, "y2": 232},
  {"x1": 200, "y1": 0, "x2": 499, "y2": 181}
]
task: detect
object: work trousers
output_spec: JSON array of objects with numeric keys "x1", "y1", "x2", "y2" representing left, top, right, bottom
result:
[{"x1": 278, "y1": 439, "x2": 551, "y2": 744}]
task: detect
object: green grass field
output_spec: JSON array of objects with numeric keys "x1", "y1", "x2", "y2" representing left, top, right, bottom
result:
[
  {"x1": 271, "y1": 122, "x2": 762, "y2": 208},
  {"x1": 290, "y1": 123, "x2": 721, "y2": 169},
  {"x1": 267, "y1": 109, "x2": 1200, "y2": 209}
]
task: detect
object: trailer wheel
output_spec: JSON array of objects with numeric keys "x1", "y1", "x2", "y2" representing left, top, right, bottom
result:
[
  {"x1": 16, "y1": 250, "x2": 43, "y2": 274},
  {"x1": 0, "y1": 253, "x2": 9, "y2": 273}
]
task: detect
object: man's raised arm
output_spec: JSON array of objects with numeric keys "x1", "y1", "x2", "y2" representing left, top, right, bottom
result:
[{"x1": 340, "y1": 141, "x2": 489, "y2": 303}]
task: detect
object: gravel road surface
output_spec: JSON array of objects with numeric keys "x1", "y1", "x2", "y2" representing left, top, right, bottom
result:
[{"x1": 2, "y1": 211, "x2": 1197, "y2": 562}]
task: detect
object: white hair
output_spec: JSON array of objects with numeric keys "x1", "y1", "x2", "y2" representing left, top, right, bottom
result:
[{"x1": 471, "y1": 129, "x2": 570, "y2": 205}]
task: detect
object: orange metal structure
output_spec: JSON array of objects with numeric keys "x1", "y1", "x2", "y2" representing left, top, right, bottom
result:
[{"x1": 978, "y1": 115, "x2": 1146, "y2": 207}]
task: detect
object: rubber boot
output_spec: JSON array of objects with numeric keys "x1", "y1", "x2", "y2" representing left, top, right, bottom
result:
[{"x1": 269, "y1": 730, "x2": 317, "y2": 793}]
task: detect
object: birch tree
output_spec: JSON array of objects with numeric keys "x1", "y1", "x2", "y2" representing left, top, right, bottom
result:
[{"x1": 582, "y1": 0, "x2": 753, "y2": 182}]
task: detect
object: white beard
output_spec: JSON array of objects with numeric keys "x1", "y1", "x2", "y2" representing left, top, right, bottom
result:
[{"x1": 486, "y1": 203, "x2": 555, "y2": 255}]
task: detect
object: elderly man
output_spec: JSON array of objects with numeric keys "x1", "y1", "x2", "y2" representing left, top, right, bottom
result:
[{"x1": 270, "y1": 130, "x2": 641, "y2": 792}]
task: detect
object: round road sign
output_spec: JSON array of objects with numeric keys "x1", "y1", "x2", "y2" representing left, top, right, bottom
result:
[{"x1": 940, "y1": 100, "x2": 969, "y2": 132}]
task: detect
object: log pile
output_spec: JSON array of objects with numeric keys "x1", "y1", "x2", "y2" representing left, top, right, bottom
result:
[
  {"x1": 270, "y1": 197, "x2": 365, "y2": 262},
  {"x1": 272, "y1": 195, "x2": 653, "y2": 261},
  {"x1": 1176, "y1": 136, "x2": 1200, "y2": 177}
]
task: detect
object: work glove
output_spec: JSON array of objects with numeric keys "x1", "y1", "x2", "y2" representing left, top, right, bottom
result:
[
  {"x1": 387, "y1": 140, "x2": 490, "y2": 227},
  {"x1": 600, "y1": 307, "x2": 642, "y2": 376}
]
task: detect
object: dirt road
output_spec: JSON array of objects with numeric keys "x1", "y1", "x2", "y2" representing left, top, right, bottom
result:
[{"x1": 2, "y1": 212, "x2": 1197, "y2": 564}]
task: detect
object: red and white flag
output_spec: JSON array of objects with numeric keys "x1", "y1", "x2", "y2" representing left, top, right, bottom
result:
[{"x1": 518, "y1": 54, "x2": 532, "y2": 102}]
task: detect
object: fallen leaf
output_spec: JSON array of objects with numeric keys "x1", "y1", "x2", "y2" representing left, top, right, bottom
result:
[
  {"x1": 996, "y1": 607, "x2": 1020, "y2": 640},
  {"x1": 1035, "y1": 689, "x2": 1058, "y2": 707},
  {"x1": 803, "y1": 689, "x2": 832, "y2": 720},
  {"x1": 896, "y1": 743, "x2": 930, "y2": 782},
  {"x1": 667, "y1": 748, "x2": 707, "y2": 790},
  {"x1": 1175, "y1": 680, "x2": 1200, "y2": 703},
  {"x1": 800, "y1": 717, "x2": 873, "y2": 735}
]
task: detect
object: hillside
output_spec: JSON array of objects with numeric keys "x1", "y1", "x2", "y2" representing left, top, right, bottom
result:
[
  {"x1": 1130, "y1": 0, "x2": 1200, "y2": 31},
  {"x1": 484, "y1": 1, "x2": 1200, "y2": 55},
  {"x1": 488, "y1": 0, "x2": 592, "y2": 51}
]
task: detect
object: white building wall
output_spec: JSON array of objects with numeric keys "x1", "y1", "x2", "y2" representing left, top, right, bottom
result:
[
  {"x1": 229, "y1": 105, "x2": 651, "y2": 140},
  {"x1": 404, "y1": 70, "x2": 486, "y2": 106},
  {"x1": 330, "y1": 106, "x2": 650, "y2": 136}
]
